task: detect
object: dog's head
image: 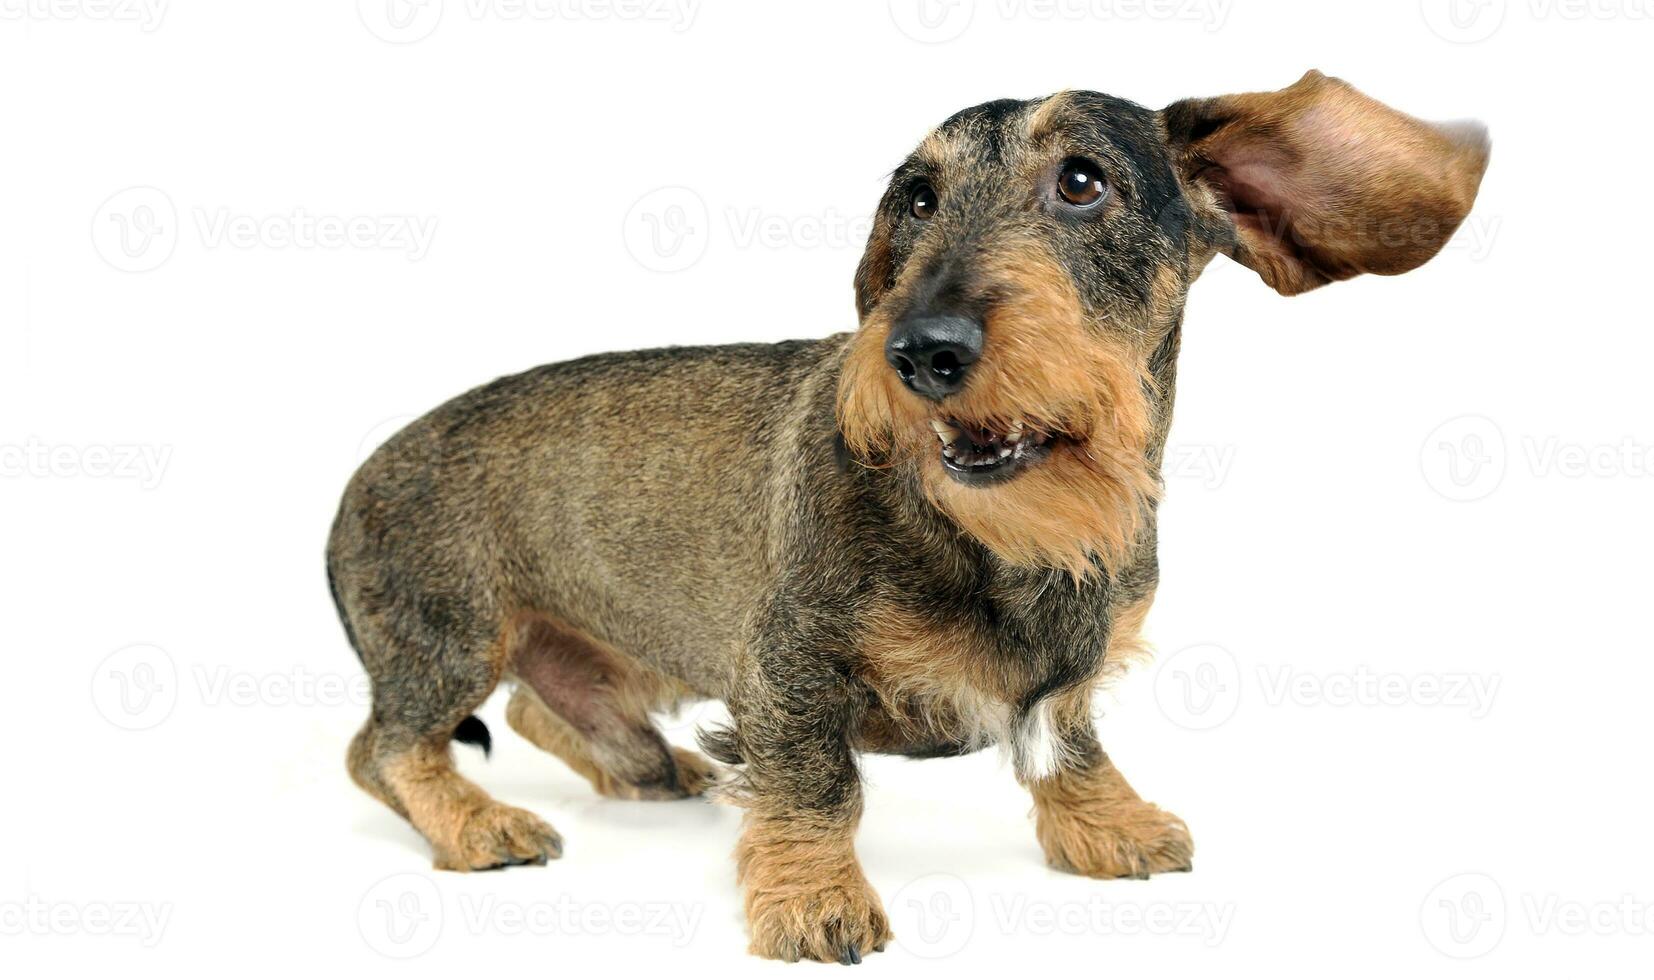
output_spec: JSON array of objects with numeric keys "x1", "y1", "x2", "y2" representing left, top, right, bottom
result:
[{"x1": 839, "y1": 71, "x2": 1489, "y2": 578}]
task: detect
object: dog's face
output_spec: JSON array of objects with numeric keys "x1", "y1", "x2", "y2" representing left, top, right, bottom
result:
[{"x1": 839, "y1": 71, "x2": 1489, "y2": 578}]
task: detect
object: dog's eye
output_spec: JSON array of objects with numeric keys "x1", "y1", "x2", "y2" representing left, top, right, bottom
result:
[
  {"x1": 909, "y1": 182, "x2": 937, "y2": 220},
  {"x1": 1057, "y1": 159, "x2": 1108, "y2": 208}
]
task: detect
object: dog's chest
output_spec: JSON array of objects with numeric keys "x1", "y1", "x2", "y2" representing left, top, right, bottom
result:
[{"x1": 856, "y1": 586, "x2": 1109, "y2": 778}]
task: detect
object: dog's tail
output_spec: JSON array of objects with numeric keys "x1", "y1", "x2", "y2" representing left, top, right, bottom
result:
[
  {"x1": 453, "y1": 715, "x2": 492, "y2": 756},
  {"x1": 326, "y1": 552, "x2": 492, "y2": 758}
]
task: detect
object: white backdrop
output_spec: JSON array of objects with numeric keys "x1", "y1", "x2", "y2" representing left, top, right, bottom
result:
[{"x1": 3, "y1": 1, "x2": 1651, "y2": 975}]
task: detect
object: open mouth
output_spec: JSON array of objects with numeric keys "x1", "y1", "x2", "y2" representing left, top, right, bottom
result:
[{"x1": 929, "y1": 418, "x2": 1056, "y2": 486}]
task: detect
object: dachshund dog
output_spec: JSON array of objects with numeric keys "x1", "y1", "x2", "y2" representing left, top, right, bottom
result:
[{"x1": 328, "y1": 71, "x2": 1488, "y2": 963}]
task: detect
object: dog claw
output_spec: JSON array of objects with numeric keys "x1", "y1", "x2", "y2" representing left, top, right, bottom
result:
[
  {"x1": 434, "y1": 803, "x2": 564, "y2": 872},
  {"x1": 484, "y1": 852, "x2": 546, "y2": 871},
  {"x1": 839, "y1": 944, "x2": 861, "y2": 965}
]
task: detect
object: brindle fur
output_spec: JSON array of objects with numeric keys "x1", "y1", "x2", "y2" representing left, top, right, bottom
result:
[{"x1": 328, "y1": 71, "x2": 1487, "y2": 962}]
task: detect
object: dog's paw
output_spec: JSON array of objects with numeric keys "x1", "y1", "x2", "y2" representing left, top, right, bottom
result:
[
  {"x1": 595, "y1": 748, "x2": 724, "y2": 801},
  {"x1": 1037, "y1": 800, "x2": 1193, "y2": 879},
  {"x1": 432, "y1": 803, "x2": 563, "y2": 871},
  {"x1": 668, "y1": 747, "x2": 723, "y2": 797},
  {"x1": 746, "y1": 878, "x2": 893, "y2": 964}
]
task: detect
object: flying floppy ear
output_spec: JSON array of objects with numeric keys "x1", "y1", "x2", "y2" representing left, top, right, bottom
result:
[{"x1": 1161, "y1": 70, "x2": 1490, "y2": 295}]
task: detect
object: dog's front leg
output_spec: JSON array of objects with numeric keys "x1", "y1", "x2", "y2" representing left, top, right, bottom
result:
[
  {"x1": 1021, "y1": 703, "x2": 1193, "y2": 879},
  {"x1": 725, "y1": 637, "x2": 891, "y2": 964}
]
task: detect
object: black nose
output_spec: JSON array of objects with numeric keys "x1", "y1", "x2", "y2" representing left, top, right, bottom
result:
[{"x1": 884, "y1": 314, "x2": 983, "y2": 400}]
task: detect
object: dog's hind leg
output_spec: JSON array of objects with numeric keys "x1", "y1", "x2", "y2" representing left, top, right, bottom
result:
[
  {"x1": 347, "y1": 613, "x2": 564, "y2": 872},
  {"x1": 505, "y1": 614, "x2": 719, "y2": 801},
  {"x1": 506, "y1": 686, "x2": 717, "y2": 800}
]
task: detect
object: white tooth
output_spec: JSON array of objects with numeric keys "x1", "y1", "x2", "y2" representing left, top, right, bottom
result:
[
  {"x1": 929, "y1": 419, "x2": 961, "y2": 443},
  {"x1": 998, "y1": 447, "x2": 1012, "y2": 458}
]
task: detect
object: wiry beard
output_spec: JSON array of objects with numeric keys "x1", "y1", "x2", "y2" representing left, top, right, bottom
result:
[{"x1": 837, "y1": 243, "x2": 1161, "y2": 580}]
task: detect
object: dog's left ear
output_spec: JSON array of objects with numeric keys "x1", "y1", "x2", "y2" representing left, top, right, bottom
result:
[
  {"x1": 854, "y1": 196, "x2": 898, "y2": 320},
  {"x1": 1162, "y1": 70, "x2": 1490, "y2": 295}
]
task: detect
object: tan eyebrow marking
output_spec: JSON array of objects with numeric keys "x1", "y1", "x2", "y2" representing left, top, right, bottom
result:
[
  {"x1": 914, "y1": 127, "x2": 953, "y2": 168},
  {"x1": 1025, "y1": 90, "x2": 1076, "y2": 142}
]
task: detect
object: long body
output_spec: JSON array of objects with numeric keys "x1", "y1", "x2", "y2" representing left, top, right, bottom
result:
[{"x1": 329, "y1": 334, "x2": 1170, "y2": 764}]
